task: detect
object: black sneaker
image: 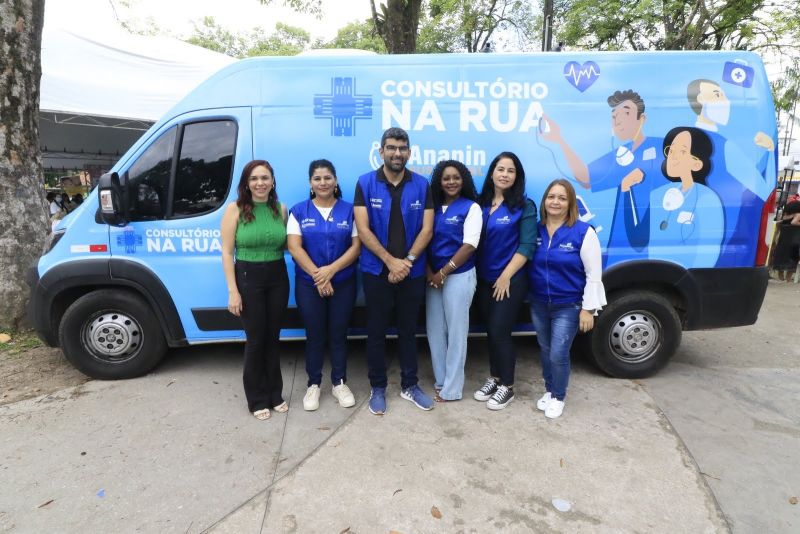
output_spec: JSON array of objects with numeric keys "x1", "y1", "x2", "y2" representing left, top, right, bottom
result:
[
  {"x1": 473, "y1": 377, "x2": 499, "y2": 401},
  {"x1": 487, "y1": 385, "x2": 514, "y2": 410}
]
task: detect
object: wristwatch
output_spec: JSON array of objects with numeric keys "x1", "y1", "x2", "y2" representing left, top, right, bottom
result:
[{"x1": 405, "y1": 253, "x2": 417, "y2": 263}]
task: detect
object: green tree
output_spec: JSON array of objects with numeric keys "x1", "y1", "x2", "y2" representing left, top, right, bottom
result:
[
  {"x1": 0, "y1": 0, "x2": 50, "y2": 329},
  {"x1": 418, "y1": 0, "x2": 536, "y2": 53},
  {"x1": 186, "y1": 16, "x2": 250, "y2": 57},
  {"x1": 323, "y1": 20, "x2": 386, "y2": 53},
  {"x1": 246, "y1": 22, "x2": 311, "y2": 56}
]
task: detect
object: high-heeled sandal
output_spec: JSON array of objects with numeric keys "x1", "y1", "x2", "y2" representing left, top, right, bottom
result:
[{"x1": 253, "y1": 409, "x2": 270, "y2": 420}]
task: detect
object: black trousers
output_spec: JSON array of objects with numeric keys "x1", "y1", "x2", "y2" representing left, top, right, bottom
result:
[
  {"x1": 362, "y1": 272, "x2": 426, "y2": 390},
  {"x1": 235, "y1": 260, "x2": 289, "y2": 412},
  {"x1": 475, "y1": 273, "x2": 528, "y2": 387}
]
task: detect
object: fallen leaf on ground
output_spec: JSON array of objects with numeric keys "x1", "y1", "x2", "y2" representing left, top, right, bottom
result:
[
  {"x1": 317, "y1": 426, "x2": 330, "y2": 431},
  {"x1": 431, "y1": 506, "x2": 442, "y2": 519},
  {"x1": 790, "y1": 496, "x2": 798, "y2": 505},
  {"x1": 560, "y1": 458, "x2": 564, "y2": 468},
  {"x1": 0, "y1": 333, "x2": 11, "y2": 343},
  {"x1": 37, "y1": 499, "x2": 54, "y2": 508},
  {"x1": 338, "y1": 528, "x2": 350, "y2": 534}
]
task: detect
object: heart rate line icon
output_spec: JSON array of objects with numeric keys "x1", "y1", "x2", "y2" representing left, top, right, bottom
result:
[{"x1": 563, "y1": 61, "x2": 600, "y2": 92}]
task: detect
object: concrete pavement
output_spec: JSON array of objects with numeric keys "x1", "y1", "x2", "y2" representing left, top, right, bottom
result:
[{"x1": 1, "y1": 338, "x2": 727, "y2": 533}]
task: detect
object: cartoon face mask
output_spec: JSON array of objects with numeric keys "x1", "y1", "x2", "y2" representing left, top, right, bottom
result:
[
  {"x1": 615, "y1": 145, "x2": 635, "y2": 166},
  {"x1": 662, "y1": 187, "x2": 685, "y2": 212},
  {"x1": 703, "y1": 100, "x2": 730, "y2": 126}
]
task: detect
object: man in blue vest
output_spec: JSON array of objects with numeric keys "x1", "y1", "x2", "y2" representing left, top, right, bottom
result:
[{"x1": 354, "y1": 127, "x2": 435, "y2": 415}]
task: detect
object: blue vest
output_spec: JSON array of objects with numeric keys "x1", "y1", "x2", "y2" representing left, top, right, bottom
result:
[
  {"x1": 358, "y1": 170, "x2": 428, "y2": 278},
  {"x1": 476, "y1": 202, "x2": 524, "y2": 282},
  {"x1": 529, "y1": 220, "x2": 591, "y2": 304},
  {"x1": 289, "y1": 199, "x2": 355, "y2": 286},
  {"x1": 429, "y1": 197, "x2": 477, "y2": 274}
]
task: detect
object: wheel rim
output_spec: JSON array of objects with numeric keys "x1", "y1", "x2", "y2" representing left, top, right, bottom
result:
[
  {"x1": 81, "y1": 310, "x2": 143, "y2": 364},
  {"x1": 607, "y1": 309, "x2": 661, "y2": 364}
]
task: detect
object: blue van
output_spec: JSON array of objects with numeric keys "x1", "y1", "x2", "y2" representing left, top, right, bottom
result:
[{"x1": 28, "y1": 51, "x2": 777, "y2": 379}]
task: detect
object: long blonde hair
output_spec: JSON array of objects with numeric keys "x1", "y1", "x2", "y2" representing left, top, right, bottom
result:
[{"x1": 540, "y1": 179, "x2": 579, "y2": 226}]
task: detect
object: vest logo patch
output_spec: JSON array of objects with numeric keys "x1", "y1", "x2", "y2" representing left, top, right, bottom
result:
[
  {"x1": 496, "y1": 215, "x2": 511, "y2": 224},
  {"x1": 409, "y1": 199, "x2": 423, "y2": 210},
  {"x1": 337, "y1": 220, "x2": 350, "y2": 229},
  {"x1": 536, "y1": 237, "x2": 543, "y2": 246},
  {"x1": 370, "y1": 197, "x2": 383, "y2": 209},
  {"x1": 559, "y1": 242, "x2": 575, "y2": 251},
  {"x1": 301, "y1": 217, "x2": 316, "y2": 229},
  {"x1": 444, "y1": 215, "x2": 461, "y2": 225}
]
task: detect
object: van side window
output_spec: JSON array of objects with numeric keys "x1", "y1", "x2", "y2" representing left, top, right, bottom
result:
[
  {"x1": 172, "y1": 121, "x2": 236, "y2": 218},
  {"x1": 127, "y1": 127, "x2": 176, "y2": 221}
]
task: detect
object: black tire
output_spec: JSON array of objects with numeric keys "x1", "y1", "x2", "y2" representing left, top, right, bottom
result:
[
  {"x1": 590, "y1": 290, "x2": 681, "y2": 378},
  {"x1": 59, "y1": 289, "x2": 167, "y2": 379}
]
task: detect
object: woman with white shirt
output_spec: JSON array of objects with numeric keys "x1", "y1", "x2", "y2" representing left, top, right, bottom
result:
[
  {"x1": 528, "y1": 179, "x2": 606, "y2": 419},
  {"x1": 287, "y1": 159, "x2": 361, "y2": 411},
  {"x1": 425, "y1": 160, "x2": 482, "y2": 401}
]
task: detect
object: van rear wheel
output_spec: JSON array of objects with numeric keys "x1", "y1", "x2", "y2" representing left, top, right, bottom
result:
[
  {"x1": 59, "y1": 289, "x2": 167, "y2": 379},
  {"x1": 590, "y1": 290, "x2": 681, "y2": 378}
]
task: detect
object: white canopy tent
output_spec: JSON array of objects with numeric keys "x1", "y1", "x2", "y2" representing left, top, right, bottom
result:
[{"x1": 40, "y1": 5, "x2": 236, "y2": 174}]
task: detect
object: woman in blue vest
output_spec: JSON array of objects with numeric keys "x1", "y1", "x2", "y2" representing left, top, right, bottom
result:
[
  {"x1": 473, "y1": 152, "x2": 537, "y2": 410},
  {"x1": 529, "y1": 179, "x2": 606, "y2": 419},
  {"x1": 287, "y1": 159, "x2": 361, "y2": 411},
  {"x1": 425, "y1": 160, "x2": 482, "y2": 402}
]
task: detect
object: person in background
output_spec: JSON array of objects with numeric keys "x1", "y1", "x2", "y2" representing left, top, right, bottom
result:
[
  {"x1": 772, "y1": 200, "x2": 800, "y2": 282},
  {"x1": 425, "y1": 160, "x2": 482, "y2": 402},
  {"x1": 529, "y1": 179, "x2": 606, "y2": 419},
  {"x1": 47, "y1": 192, "x2": 63, "y2": 216},
  {"x1": 354, "y1": 127, "x2": 435, "y2": 415},
  {"x1": 473, "y1": 152, "x2": 537, "y2": 410},
  {"x1": 71, "y1": 193, "x2": 84, "y2": 206},
  {"x1": 221, "y1": 159, "x2": 290, "y2": 421},
  {"x1": 287, "y1": 159, "x2": 361, "y2": 411}
]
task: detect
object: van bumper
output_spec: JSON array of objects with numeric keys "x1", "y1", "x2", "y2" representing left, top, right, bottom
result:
[
  {"x1": 683, "y1": 266, "x2": 769, "y2": 330},
  {"x1": 26, "y1": 264, "x2": 58, "y2": 347}
]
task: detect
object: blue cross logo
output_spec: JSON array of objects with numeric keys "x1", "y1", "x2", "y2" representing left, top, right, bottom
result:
[
  {"x1": 314, "y1": 77, "x2": 372, "y2": 137},
  {"x1": 116, "y1": 227, "x2": 143, "y2": 254}
]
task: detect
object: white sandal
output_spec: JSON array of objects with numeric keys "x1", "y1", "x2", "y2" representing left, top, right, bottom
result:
[
  {"x1": 253, "y1": 408, "x2": 271, "y2": 420},
  {"x1": 273, "y1": 402, "x2": 289, "y2": 413}
]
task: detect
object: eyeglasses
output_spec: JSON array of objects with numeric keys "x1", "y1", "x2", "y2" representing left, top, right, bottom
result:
[
  {"x1": 664, "y1": 145, "x2": 699, "y2": 161},
  {"x1": 383, "y1": 144, "x2": 410, "y2": 154}
]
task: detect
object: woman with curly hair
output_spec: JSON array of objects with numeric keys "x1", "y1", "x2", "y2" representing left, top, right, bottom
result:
[{"x1": 425, "y1": 160, "x2": 482, "y2": 401}]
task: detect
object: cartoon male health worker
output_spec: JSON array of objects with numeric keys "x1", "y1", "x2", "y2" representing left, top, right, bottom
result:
[
  {"x1": 645, "y1": 127, "x2": 724, "y2": 268},
  {"x1": 541, "y1": 90, "x2": 665, "y2": 267},
  {"x1": 687, "y1": 78, "x2": 774, "y2": 266}
]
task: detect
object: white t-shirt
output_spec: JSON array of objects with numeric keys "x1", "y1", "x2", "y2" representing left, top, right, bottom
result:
[{"x1": 440, "y1": 202, "x2": 482, "y2": 248}]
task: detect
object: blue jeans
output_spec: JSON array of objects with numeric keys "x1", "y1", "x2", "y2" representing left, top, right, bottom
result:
[
  {"x1": 530, "y1": 300, "x2": 581, "y2": 401},
  {"x1": 426, "y1": 267, "x2": 477, "y2": 400},
  {"x1": 362, "y1": 273, "x2": 426, "y2": 390},
  {"x1": 476, "y1": 273, "x2": 528, "y2": 386},
  {"x1": 295, "y1": 276, "x2": 356, "y2": 386}
]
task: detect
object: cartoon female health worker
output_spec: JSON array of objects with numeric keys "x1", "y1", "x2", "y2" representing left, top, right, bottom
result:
[{"x1": 647, "y1": 127, "x2": 723, "y2": 268}]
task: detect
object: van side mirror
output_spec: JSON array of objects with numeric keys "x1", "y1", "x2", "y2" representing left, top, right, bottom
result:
[{"x1": 97, "y1": 171, "x2": 129, "y2": 226}]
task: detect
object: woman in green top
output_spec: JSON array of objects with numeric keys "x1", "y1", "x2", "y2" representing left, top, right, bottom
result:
[{"x1": 222, "y1": 159, "x2": 289, "y2": 420}]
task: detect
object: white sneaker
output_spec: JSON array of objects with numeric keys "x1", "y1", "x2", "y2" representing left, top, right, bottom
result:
[
  {"x1": 303, "y1": 384, "x2": 320, "y2": 411},
  {"x1": 332, "y1": 381, "x2": 355, "y2": 408},
  {"x1": 545, "y1": 399, "x2": 565, "y2": 419},
  {"x1": 536, "y1": 392, "x2": 552, "y2": 411}
]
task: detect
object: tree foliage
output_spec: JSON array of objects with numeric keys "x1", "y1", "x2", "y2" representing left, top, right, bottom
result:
[
  {"x1": 185, "y1": 17, "x2": 310, "y2": 57},
  {"x1": 322, "y1": 20, "x2": 386, "y2": 53},
  {"x1": 418, "y1": 0, "x2": 536, "y2": 53}
]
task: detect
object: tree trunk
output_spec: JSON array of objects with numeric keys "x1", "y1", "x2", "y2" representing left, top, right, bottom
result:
[
  {"x1": 371, "y1": 0, "x2": 422, "y2": 53},
  {"x1": 0, "y1": 0, "x2": 48, "y2": 330}
]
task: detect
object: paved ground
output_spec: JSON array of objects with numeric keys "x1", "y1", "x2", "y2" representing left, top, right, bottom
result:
[{"x1": 1, "y1": 338, "x2": 726, "y2": 533}]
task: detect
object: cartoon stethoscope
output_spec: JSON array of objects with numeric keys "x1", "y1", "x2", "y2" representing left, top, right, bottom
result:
[{"x1": 658, "y1": 185, "x2": 698, "y2": 242}]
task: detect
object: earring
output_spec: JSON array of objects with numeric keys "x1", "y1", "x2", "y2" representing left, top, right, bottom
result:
[{"x1": 310, "y1": 187, "x2": 316, "y2": 199}]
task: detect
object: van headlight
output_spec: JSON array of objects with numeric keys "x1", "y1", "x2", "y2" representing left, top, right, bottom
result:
[{"x1": 45, "y1": 228, "x2": 66, "y2": 253}]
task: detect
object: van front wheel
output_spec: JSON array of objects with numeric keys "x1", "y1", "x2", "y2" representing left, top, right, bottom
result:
[
  {"x1": 59, "y1": 289, "x2": 167, "y2": 379},
  {"x1": 590, "y1": 290, "x2": 681, "y2": 378}
]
